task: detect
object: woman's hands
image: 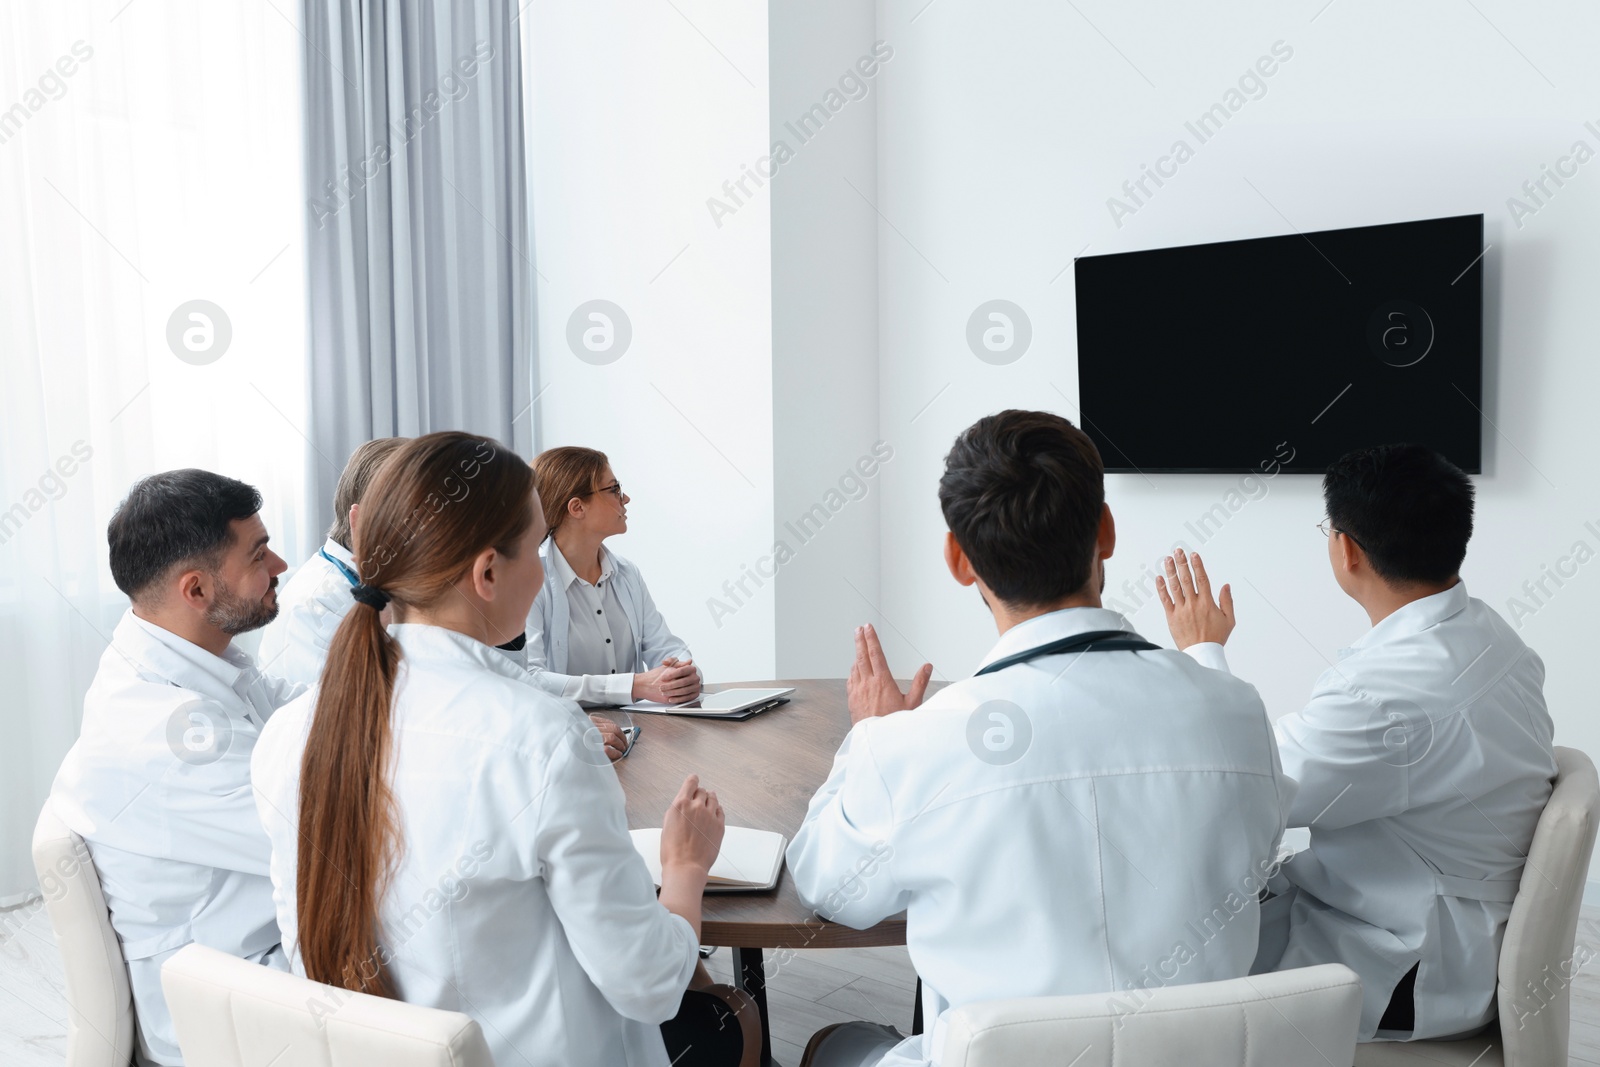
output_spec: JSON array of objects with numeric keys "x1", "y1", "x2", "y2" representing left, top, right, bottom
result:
[
  {"x1": 657, "y1": 774, "x2": 724, "y2": 940},
  {"x1": 660, "y1": 774, "x2": 724, "y2": 874},
  {"x1": 633, "y1": 657, "x2": 702, "y2": 704}
]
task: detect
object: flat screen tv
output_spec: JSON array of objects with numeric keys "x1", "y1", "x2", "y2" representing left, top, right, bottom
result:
[{"x1": 1074, "y1": 214, "x2": 1484, "y2": 473}]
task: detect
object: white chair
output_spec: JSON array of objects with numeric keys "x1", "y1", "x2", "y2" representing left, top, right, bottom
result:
[
  {"x1": 31, "y1": 801, "x2": 136, "y2": 1067},
  {"x1": 940, "y1": 963, "x2": 1362, "y2": 1067},
  {"x1": 161, "y1": 943, "x2": 495, "y2": 1067},
  {"x1": 1355, "y1": 745, "x2": 1600, "y2": 1067}
]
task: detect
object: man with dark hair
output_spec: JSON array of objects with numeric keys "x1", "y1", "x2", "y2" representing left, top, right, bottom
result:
[
  {"x1": 50, "y1": 469, "x2": 304, "y2": 1065},
  {"x1": 1159, "y1": 443, "x2": 1555, "y2": 1043},
  {"x1": 788, "y1": 410, "x2": 1294, "y2": 1067},
  {"x1": 257, "y1": 437, "x2": 406, "y2": 685}
]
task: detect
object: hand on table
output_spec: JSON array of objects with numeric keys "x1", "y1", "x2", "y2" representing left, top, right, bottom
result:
[
  {"x1": 847, "y1": 623, "x2": 932, "y2": 726},
  {"x1": 634, "y1": 657, "x2": 701, "y2": 704},
  {"x1": 660, "y1": 774, "x2": 724, "y2": 874},
  {"x1": 1156, "y1": 548, "x2": 1236, "y2": 649},
  {"x1": 589, "y1": 714, "x2": 627, "y2": 762}
]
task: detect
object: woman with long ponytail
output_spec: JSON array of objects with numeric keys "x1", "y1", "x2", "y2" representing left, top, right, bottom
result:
[{"x1": 251, "y1": 432, "x2": 757, "y2": 1066}]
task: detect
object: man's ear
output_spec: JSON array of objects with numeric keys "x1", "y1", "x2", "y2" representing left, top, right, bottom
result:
[
  {"x1": 1097, "y1": 503, "x2": 1116, "y2": 561},
  {"x1": 944, "y1": 531, "x2": 978, "y2": 587},
  {"x1": 1338, "y1": 531, "x2": 1363, "y2": 575},
  {"x1": 174, "y1": 568, "x2": 211, "y2": 613}
]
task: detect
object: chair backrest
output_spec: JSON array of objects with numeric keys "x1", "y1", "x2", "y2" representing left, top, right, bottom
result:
[
  {"x1": 31, "y1": 801, "x2": 135, "y2": 1067},
  {"x1": 161, "y1": 943, "x2": 496, "y2": 1067},
  {"x1": 941, "y1": 963, "x2": 1361, "y2": 1067},
  {"x1": 1496, "y1": 745, "x2": 1600, "y2": 1066}
]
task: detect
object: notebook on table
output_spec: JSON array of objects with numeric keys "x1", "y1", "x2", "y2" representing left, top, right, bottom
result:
[{"x1": 629, "y1": 826, "x2": 787, "y2": 893}]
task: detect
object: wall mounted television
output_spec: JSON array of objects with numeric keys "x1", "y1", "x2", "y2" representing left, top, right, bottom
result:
[{"x1": 1073, "y1": 214, "x2": 1484, "y2": 474}]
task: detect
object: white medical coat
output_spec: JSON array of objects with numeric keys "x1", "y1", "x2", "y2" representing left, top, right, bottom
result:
[
  {"x1": 251, "y1": 623, "x2": 699, "y2": 1067},
  {"x1": 787, "y1": 607, "x2": 1294, "y2": 1067},
  {"x1": 254, "y1": 539, "x2": 357, "y2": 687},
  {"x1": 50, "y1": 610, "x2": 302, "y2": 1065},
  {"x1": 1188, "y1": 582, "x2": 1555, "y2": 1040},
  {"x1": 520, "y1": 542, "x2": 691, "y2": 704}
]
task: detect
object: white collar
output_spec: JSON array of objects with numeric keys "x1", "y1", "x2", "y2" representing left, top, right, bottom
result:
[
  {"x1": 388, "y1": 623, "x2": 533, "y2": 682},
  {"x1": 545, "y1": 539, "x2": 616, "y2": 590},
  {"x1": 975, "y1": 606, "x2": 1140, "y2": 674},
  {"x1": 115, "y1": 609, "x2": 257, "y2": 695},
  {"x1": 1343, "y1": 581, "x2": 1470, "y2": 657}
]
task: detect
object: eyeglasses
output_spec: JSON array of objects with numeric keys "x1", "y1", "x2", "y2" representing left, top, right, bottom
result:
[
  {"x1": 583, "y1": 482, "x2": 624, "y2": 499},
  {"x1": 1316, "y1": 519, "x2": 1363, "y2": 550}
]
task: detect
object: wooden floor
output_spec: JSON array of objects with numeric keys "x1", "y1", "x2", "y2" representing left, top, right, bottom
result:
[{"x1": 4, "y1": 898, "x2": 1600, "y2": 1065}]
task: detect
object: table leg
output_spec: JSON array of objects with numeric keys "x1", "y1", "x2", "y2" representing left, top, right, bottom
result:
[
  {"x1": 912, "y1": 976, "x2": 923, "y2": 1035},
  {"x1": 732, "y1": 946, "x2": 776, "y2": 1066}
]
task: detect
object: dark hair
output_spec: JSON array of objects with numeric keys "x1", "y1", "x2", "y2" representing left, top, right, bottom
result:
[
  {"x1": 1323, "y1": 444, "x2": 1474, "y2": 586},
  {"x1": 327, "y1": 438, "x2": 407, "y2": 548},
  {"x1": 298, "y1": 432, "x2": 536, "y2": 997},
  {"x1": 107, "y1": 469, "x2": 263, "y2": 602},
  {"x1": 938, "y1": 410, "x2": 1105, "y2": 607}
]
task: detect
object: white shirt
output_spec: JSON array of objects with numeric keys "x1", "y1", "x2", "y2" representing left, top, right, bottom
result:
[
  {"x1": 547, "y1": 543, "x2": 637, "y2": 705},
  {"x1": 523, "y1": 542, "x2": 692, "y2": 707},
  {"x1": 50, "y1": 610, "x2": 303, "y2": 1066},
  {"x1": 254, "y1": 539, "x2": 358, "y2": 686},
  {"x1": 787, "y1": 607, "x2": 1294, "y2": 1067},
  {"x1": 251, "y1": 624, "x2": 699, "y2": 1067},
  {"x1": 1187, "y1": 582, "x2": 1555, "y2": 1040}
]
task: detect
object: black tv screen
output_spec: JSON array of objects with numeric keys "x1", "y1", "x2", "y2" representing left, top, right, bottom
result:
[{"x1": 1074, "y1": 214, "x2": 1484, "y2": 473}]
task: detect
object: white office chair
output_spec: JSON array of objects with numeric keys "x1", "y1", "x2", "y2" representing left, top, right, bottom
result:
[
  {"x1": 940, "y1": 963, "x2": 1362, "y2": 1067},
  {"x1": 1355, "y1": 745, "x2": 1600, "y2": 1067},
  {"x1": 161, "y1": 943, "x2": 495, "y2": 1067},
  {"x1": 31, "y1": 801, "x2": 136, "y2": 1067}
]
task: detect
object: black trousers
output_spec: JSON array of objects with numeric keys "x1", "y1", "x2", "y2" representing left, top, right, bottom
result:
[
  {"x1": 661, "y1": 989, "x2": 749, "y2": 1067},
  {"x1": 1378, "y1": 963, "x2": 1419, "y2": 1033}
]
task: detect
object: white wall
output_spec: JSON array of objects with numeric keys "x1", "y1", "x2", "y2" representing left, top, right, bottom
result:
[
  {"x1": 874, "y1": 0, "x2": 1600, "y2": 813},
  {"x1": 525, "y1": 0, "x2": 776, "y2": 678},
  {"x1": 526, "y1": 0, "x2": 1600, "y2": 816},
  {"x1": 770, "y1": 0, "x2": 884, "y2": 679}
]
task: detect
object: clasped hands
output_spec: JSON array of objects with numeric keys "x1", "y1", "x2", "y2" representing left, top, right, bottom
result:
[{"x1": 589, "y1": 656, "x2": 702, "y2": 764}]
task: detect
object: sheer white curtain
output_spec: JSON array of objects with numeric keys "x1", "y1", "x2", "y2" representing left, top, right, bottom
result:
[{"x1": 0, "y1": 1, "x2": 312, "y2": 901}]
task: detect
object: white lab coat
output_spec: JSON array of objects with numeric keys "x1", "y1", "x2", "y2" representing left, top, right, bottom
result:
[
  {"x1": 50, "y1": 610, "x2": 303, "y2": 1066},
  {"x1": 251, "y1": 623, "x2": 699, "y2": 1067},
  {"x1": 520, "y1": 542, "x2": 691, "y2": 703},
  {"x1": 1188, "y1": 582, "x2": 1556, "y2": 1040},
  {"x1": 254, "y1": 539, "x2": 357, "y2": 686},
  {"x1": 787, "y1": 607, "x2": 1294, "y2": 1067}
]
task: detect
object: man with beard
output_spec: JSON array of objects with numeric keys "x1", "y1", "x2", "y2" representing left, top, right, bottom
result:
[{"x1": 50, "y1": 469, "x2": 304, "y2": 1066}]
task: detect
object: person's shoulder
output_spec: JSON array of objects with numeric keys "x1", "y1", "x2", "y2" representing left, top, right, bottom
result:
[
  {"x1": 402, "y1": 660, "x2": 588, "y2": 756},
  {"x1": 607, "y1": 548, "x2": 645, "y2": 581},
  {"x1": 254, "y1": 688, "x2": 316, "y2": 783},
  {"x1": 83, "y1": 644, "x2": 208, "y2": 725},
  {"x1": 260, "y1": 687, "x2": 316, "y2": 746}
]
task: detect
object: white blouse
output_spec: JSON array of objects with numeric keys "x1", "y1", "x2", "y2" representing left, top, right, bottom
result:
[{"x1": 548, "y1": 544, "x2": 637, "y2": 705}]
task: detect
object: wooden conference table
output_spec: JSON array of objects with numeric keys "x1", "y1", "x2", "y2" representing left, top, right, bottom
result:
[{"x1": 613, "y1": 679, "x2": 909, "y2": 1066}]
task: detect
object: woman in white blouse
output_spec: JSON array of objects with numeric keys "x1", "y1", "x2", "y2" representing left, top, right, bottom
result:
[
  {"x1": 251, "y1": 432, "x2": 755, "y2": 1067},
  {"x1": 525, "y1": 446, "x2": 703, "y2": 706}
]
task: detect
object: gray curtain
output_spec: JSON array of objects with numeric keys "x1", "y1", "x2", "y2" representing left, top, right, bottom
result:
[{"x1": 301, "y1": 0, "x2": 534, "y2": 535}]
